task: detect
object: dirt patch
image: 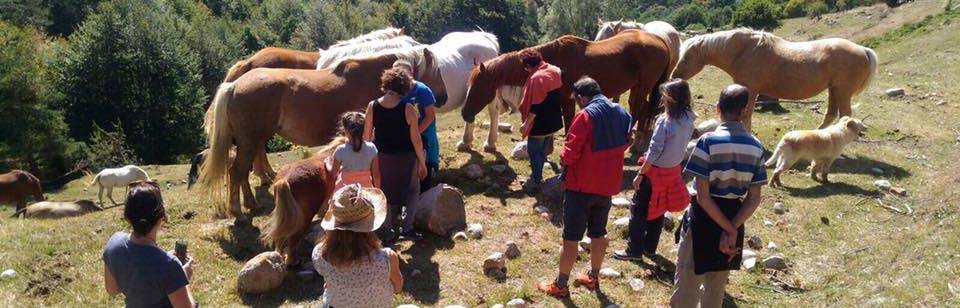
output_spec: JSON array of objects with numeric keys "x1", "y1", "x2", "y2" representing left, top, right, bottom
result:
[{"x1": 24, "y1": 253, "x2": 74, "y2": 297}]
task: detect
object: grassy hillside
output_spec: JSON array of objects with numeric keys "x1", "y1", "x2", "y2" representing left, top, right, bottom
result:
[{"x1": 2, "y1": 1, "x2": 958, "y2": 307}]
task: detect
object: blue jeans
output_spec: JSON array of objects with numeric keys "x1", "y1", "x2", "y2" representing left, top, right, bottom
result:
[{"x1": 526, "y1": 135, "x2": 552, "y2": 183}]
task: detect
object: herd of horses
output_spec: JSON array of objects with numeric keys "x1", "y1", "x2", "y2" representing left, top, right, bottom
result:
[{"x1": 1, "y1": 21, "x2": 878, "y2": 267}]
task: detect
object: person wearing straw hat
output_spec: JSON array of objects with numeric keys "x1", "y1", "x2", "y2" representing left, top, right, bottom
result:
[{"x1": 312, "y1": 184, "x2": 403, "y2": 308}]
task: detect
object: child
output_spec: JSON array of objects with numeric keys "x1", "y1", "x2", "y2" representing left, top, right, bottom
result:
[
  {"x1": 671, "y1": 84, "x2": 767, "y2": 308},
  {"x1": 614, "y1": 79, "x2": 697, "y2": 261},
  {"x1": 332, "y1": 112, "x2": 380, "y2": 190}
]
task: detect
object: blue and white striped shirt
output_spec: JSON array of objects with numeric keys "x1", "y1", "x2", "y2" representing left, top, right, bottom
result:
[{"x1": 684, "y1": 121, "x2": 767, "y2": 199}]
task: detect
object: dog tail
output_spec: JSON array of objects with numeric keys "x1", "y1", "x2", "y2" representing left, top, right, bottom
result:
[{"x1": 765, "y1": 141, "x2": 784, "y2": 167}]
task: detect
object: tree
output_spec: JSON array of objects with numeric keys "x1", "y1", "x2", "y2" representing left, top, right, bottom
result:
[
  {"x1": 539, "y1": 0, "x2": 603, "y2": 41},
  {"x1": 733, "y1": 0, "x2": 783, "y2": 30},
  {"x1": 0, "y1": 0, "x2": 50, "y2": 29},
  {"x1": 671, "y1": 3, "x2": 708, "y2": 30},
  {"x1": 290, "y1": 0, "x2": 348, "y2": 50}
]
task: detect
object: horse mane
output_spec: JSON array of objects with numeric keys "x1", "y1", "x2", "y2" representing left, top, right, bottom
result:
[
  {"x1": 469, "y1": 35, "x2": 583, "y2": 88},
  {"x1": 317, "y1": 36, "x2": 422, "y2": 69},
  {"x1": 682, "y1": 27, "x2": 781, "y2": 57},
  {"x1": 332, "y1": 45, "x2": 431, "y2": 79},
  {"x1": 328, "y1": 27, "x2": 403, "y2": 49}
]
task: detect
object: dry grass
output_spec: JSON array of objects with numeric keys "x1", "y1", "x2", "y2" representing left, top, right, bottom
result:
[{"x1": 2, "y1": 3, "x2": 959, "y2": 307}]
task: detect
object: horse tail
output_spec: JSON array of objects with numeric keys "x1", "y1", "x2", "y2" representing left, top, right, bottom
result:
[
  {"x1": 87, "y1": 173, "x2": 101, "y2": 187},
  {"x1": 198, "y1": 82, "x2": 236, "y2": 216},
  {"x1": 643, "y1": 46, "x2": 673, "y2": 129},
  {"x1": 187, "y1": 151, "x2": 205, "y2": 190},
  {"x1": 854, "y1": 47, "x2": 879, "y2": 97},
  {"x1": 223, "y1": 60, "x2": 251, "y2": 83},
  {"x1": 260, "y1": 178, "x2": 305, "y2": 252}
]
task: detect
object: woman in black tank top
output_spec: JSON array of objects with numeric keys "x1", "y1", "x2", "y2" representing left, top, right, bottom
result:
[{"x1": 362, "y1": 67, "x2": 427, "y2": 242}]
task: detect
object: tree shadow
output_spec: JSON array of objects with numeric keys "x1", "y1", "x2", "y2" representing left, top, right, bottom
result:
[
  {"x1": 400, "y1": 234, "x2": 455, "y2": 305},
  {"x1": 209, "y1": 219, "x2": 271, "y2": 261}
]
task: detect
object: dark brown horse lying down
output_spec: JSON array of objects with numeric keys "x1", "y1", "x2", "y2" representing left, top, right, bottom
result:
[
  {"x1": 11, "y1": 200, "x2": 101, "y2": 219},
  {"x1": 0, "y1": 170, "x2": 44, "y2": 212}
]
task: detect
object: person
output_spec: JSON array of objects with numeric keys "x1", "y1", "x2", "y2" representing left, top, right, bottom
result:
[
  {"x1": 313, "y1": 184, "x2": 403, "y2": 308},
  {"x1": 332, "y1": 112, "x2": 380, "y2": 190},
  {"x1": 103, "y1": 181, "x2": 197, "y2": 308},
  {"x1": 517, "y1": 48, "x2": 563, "y2": 191},
  {"x1": 392, "y1": 60, "x2": 440, "y2": 192},
  {"x1": 671, "y1": 84, "x2": 767, "y2": 308},
  {"x1": 364, "y1": 67, "x2": 428, "y2": 243},
  {"x1": 615, "y1": 79, "x2": 697, "y2": 261},
  {"x1": 538, "y1": 77, "x2": 632, "y2": 297}
]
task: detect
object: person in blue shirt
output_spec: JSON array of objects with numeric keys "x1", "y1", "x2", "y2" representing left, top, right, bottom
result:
[{"x1": 393, "y1": 60, "x2": 440, "y2": 192}]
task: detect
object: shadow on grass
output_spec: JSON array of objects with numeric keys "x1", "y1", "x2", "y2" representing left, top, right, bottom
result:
[
  {"x1": 441, "y1": 149, "x2": 526, "y2": 204},
  {"x1": 401, "y1": 234, "x2": 455, "y2": 305},
  {"x1": 830, "y1": 154, "x2": 910, "y2": 179},
  {"x1": 212, "y1": 219, "x2": 270, "y2": 262},
  {"x1": 781, "y1": 181, "x2": 876, "y2": 198},
  {"x1": 754, "y1": 102, "x2": 791, "y2": 115},
  {"x1": 239, "y1": 275, "x2": 325, "y2": 308},
  {"x1": 251, "y1": 185, "x2": 276, "y2": 216}
]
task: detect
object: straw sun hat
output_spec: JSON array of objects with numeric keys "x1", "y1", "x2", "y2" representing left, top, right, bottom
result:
[{"x1": 321, "y1": 184, "x2": 388, "y2": 232}]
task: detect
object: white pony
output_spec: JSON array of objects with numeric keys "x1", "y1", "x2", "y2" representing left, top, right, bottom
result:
[
  {"x1": 327, "y1": 27, "x2": 404, "y2": 49},
  {"x1": 88, "y1": 165, "x2": 152, "y2": 206},
  {"x1": 595, "y1": 20, "x2": 680, "y2": 77},
  {"x1": 316, "y1": 36, "x2": 422, "y2": 69}
]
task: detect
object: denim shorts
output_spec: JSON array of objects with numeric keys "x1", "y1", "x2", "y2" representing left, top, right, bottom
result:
[{"x1": 562, "y1": 190, "x2": 612, "y2": 241}]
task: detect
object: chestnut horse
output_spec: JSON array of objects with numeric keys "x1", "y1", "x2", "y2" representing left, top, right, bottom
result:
[
  {"x1": 673, "y1": 28, "x2": 878, "y2": 130},
  {"x1": 595, "y1": 20, "x2": 681, "y2": 78},
  {"x1": 261, "y1": 137, "x2": 343, "y2": 265},
  {"x1": 461, "y1": 30, "x2": 672, "y2": 151},
  {"x1": 198, "y1": 47, "x2": 445, "y2": 219},
  {"x1": 0, "y1": 170, "x2": 44, "y2": 211}
]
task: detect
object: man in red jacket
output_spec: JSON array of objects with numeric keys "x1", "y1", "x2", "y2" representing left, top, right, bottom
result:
[{"x1": 538, "y1": 77, "x2": 633, "y2": 297}]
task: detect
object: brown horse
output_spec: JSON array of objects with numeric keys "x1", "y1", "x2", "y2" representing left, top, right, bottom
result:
[
  {"x1": 198, "y1": 47, "x2": 444, "y2": 219},
  {"x1": 0, "y1": 170, "x2": 45, "y2": 211},
  {"x1": 261, "y1": 137, "x2": 343, "y2": 266},
  {"x1": 673, "y1": 28, "x2": 878, "y2": 130},
  {"x1": 223, "y1": 47, "x2": 320, "y2": 83},
  {"x1": 461, "y1": 30, "x2": 672, "y2": 146}
]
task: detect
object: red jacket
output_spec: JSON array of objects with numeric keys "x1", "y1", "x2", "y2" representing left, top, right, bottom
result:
[{"x1": 560, "y1": 111, "x2": 629, "y2": 197}]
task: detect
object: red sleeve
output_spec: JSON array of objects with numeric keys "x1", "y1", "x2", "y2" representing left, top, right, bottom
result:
[
  {"x1": 560, "y1": 113, "x2": 590, "y2": 166},
  {"x1": 520, "y1": 76, "x2": 548, "y2": 114}
]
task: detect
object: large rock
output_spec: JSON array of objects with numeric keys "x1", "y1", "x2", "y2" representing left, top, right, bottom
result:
[
  {"x1": 693, "y1": 119, "x2": 721, "y2": 138},
  {"x1": 238, "y1": 251, "x2": 286, "y2": 294},
  {"x1": 506, "y1": 298, "x2": 527, "y2": 307},
  {"x1": 483, "y1": 252, "x2": 506, "y2": 273},
  {"x1": 467, "y1": 223, "x2": 484, "y2": 239},
  {"x1": 885, "y1": 88, "x2": 905, "y2": 97},
  {"x1": 763, "y1": 255, "x2": 788, "y2": 270},
  {"x1": 415, "y1": 184, "x2": 467, "y2": 236},
  {"x1": 510, "y1": 141, "x2": 528, "y2": 160},
  {"x1": 599, "y1": 268, "x2": 622, "y2": 278},
  {"x1": 464, "y1": 164, "x2": 484, "y2": 179},
  {"x1": 504, "y1": 241, "x2": 521, "y2": 259},
  {"x1": 540, "y1": 176, "x2": 564, "y2": 204}
]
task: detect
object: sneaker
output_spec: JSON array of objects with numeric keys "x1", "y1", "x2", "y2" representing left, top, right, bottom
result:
[
  {"x1": 613, "y1": 249, "x2": 644, "y2": 261},
  {"x1": 398, "y1": 230, "x2": 423, "y2": 241},
  {"x1": 537, "y1": 281, "x2": 570, "y2": 298},
  {"x1": 573, "y1": 274, "x2": 600, "y2": 291},
  {"x1": 522, "y1": 179, "x2": 542, "y2": 191}
]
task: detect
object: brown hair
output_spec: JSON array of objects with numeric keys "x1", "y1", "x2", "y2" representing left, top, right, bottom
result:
[
  {"x1": 380, "y1": 68, "x2": 412, "y2": 96},
  {"x1": 340, "y1": 112, "x2": 365, "y2": 152},
  {"x1": 124, "y1": 181, "x2": 165, "y2": 237},
  {"x1": 519, "y1": 48, "x2": 543, "y2": 68},
  {"x1": 659, "y1": 78, "x2": 692, "y2": 120},
  {"x1": 718, "y1": 84, "x2": 750, "y2": 117},
  {"x1": 320, "y1": 229, "x2": 382, "y2": 269}
]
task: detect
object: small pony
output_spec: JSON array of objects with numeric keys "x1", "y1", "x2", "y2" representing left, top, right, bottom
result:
[
  {"x1": 0, "y1": 170, "x2": 45, "y2": 211},
  {"x1": 89, "y1": 165, "x2": 152, "y2": 206}
]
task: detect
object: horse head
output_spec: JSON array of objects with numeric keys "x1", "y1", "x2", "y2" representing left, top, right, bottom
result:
[
  {"x1": 673, "y1": 37, "x2": 707, "y2": 80},
  {"x1": 419, "y1": 47, "x2": 449, "y2": 108},
  {"x1": 462, "y1": 62, "x2": 497, "y2": 124}
]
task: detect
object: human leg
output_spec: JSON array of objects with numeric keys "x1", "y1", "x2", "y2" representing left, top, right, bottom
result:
[
  {"x1": 671, "y1": 228, "x2": 704, "y2": 308},
  {"x1": 526, "y1": 136, "x2": 548, "y2": 184}
]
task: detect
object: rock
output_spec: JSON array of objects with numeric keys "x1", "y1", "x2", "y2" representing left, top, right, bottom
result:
[
  {"x1": 467, "y1": 223, "x2": 484, "y2": 239},
  {"x1": 767, "y1": 241, "x2": 778, "y2": 251},
  {"x1": 540, "y1": 176, "x2": 564, "y2": 203},
  {"x1": 694, "y1": 119, "x2": 721, "y2": 138},
  {"x1": 874, "y1": 180, "x2": 892, "y2": 190},
  {"x1": 491, "y1": 305, "x2": 505, "y2": 308},
  {"x1": 296, "y1": 269, "x2": 316, "y2": 281},
  {"x1": 396, "y1": 305, "x2": 420, "y2": 308},
  {"x1": 166, "y1": 182, "x2": 173, "y2": 190},
  {"x1": 627, "y1": 278, "x2": 645, "y2": 291},
  {"x1": 498, "y1": 123, "x2": 514, "y2": 133},
  {"x1": 506, "y1": 298, "x2": 527, "y2": 307},
  {"x1": 891, "y1": 187, "x2": 908, "y2": 196},
  {"x1": 237, "y1": 251, "x2": 286, "y2": 294},
  {"x1": 486, "y1": 268, "x2": 507, "y2": 280},
  {"x1": 870, "y1": 167, "x2": 884, "y2": 175},
  {"x1": 684, "y1": 140, "x2": 698, "y2": 161},
  {"x1": 599, "y1": 268, "x2": 622, "y2": 278},
  {"x1": 411, "y1": 269, "x2": 422, "y2": 277},
  {"x1": 504, "y1": 241, "x2": 521, "y2": 259},
  {"x1": 453, "y1": 231, "x2": 468, "y2": 241},
  {"x1": 885, "y1": 88, "x2": 905, "y2": 97},
  {"x1": 773, "y1": 202, "x2": 786, "y2": 215},
  {"x1": 764, "y1": 219, "x2": 775, "y2": 227},
  {"x1": 605, "y1": 305, "x2": 622, "y2": 308},
  {"x1": 579, "y1": 237, "x2": 592, "y2": 252},
  {"x1": 743, "y1": 257, "x2": 757, "y2": 271},
  {"x1": 742, "y1": 249, "x2": 757, "y2": 259},
  {"x1": 540, "y1": 212, "x2": 551, "y2": 221},
  {"x1": 613, "y1": 216, "x2": 630, "y2": 229},
  {"x1": 0, "y1": 269, "x2": 16, "y2": 279},
  {"x1": 480, "y1": 121, "x2": 492, "y2": 128},
  {"x1": 612, "y1": 197, "x2": 632, "y2": 207},
  {"x1": 533, "y1": 206, "x2": 549, "y2": 214},
  {"x1": 936, "y1": 100, "x2": 947, "y2": 106},
  {"x1": 445, "y1": 305, "x2": 468, "y2": 308},
  {"x1": 465, "y1": 164, "x2": 484, "y2": 179},
  {"x1": 763, "y1": 255, "x2": 788, "y2": 270},
  {"x1": 491, "y1": 165, "x2": 507, "y2": 174},
  {"x1": 662, "y1": 213, "x2": 676, "y2": 231},
  {"x1": 415, "y1": 184, "x2": 467, "y2": 236},
  {"x1": 821, "y1": 216, "x2": 830, "y2": 225},
  {"x1": 483, "y1": 252, "x2": 506, "y2": 271},
  {"x1": 510, "y1": 141, "x2": 529, "y2": 160},
  {"x1": 747, "y1": 235, "x2": 763, "y2": 250}
]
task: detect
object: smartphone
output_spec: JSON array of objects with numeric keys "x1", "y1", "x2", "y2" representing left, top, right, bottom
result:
[{"x1": 174, "y1": 239, "x2": 188, "y2": 264}]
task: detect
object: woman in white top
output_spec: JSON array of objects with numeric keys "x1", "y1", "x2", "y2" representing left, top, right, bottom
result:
[
  {"x1": 332, "y1": 112, "x2": 380, "y2": 190},
  {"x1": 313, "y1": 184, "x2": 402, "y2": 308}
]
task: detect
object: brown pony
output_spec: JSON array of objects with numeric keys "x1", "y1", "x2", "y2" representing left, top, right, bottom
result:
[
  {"x1": 223, "y1": 47, "x2": 320, "y2": 83},
  {"x1": 461, "y1": 30, "x2": 672, "y2": 145},
  {"x1": 0, "y1": 170, "x2": 45, "y2": 211},
  {"x1": 198, "y1": 47, "x2": 444, "y2": 220},
  {"x1": 673, "y1": 28, "x2": 878, "y2": 130},
  {"x1": 261, "y1": 137, "x2": 343, "y2": 266}
]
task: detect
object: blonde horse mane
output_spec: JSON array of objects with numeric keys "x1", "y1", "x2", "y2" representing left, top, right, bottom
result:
[
  {"x1": 332, "y1": 45, "x2": 432, "y2": 79},
  {"x1": 317, "y1": 36, "x2": 422, "y2": 69},
  {"x1": 328, "y1": 26, "x2": 404, "y2": 49},
  {"x1": 681, "y1": 28, "x2": 781, "y2": 58}
]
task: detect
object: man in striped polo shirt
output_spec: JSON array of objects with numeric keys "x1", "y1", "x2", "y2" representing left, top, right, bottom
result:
[{"x1": 671, "y1": 84, "x2": 767, "y2": 308}]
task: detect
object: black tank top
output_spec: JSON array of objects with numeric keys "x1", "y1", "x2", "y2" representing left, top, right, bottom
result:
[
  {"x1": 372, "y1": 99, "x2": 414, "y2": 153},
  {"x1": 529, "y1": 89, "x2": 565, "y2": 136}
]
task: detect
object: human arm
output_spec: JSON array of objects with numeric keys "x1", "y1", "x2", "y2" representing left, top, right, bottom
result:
[
  {"x1": 694, "y1": 178, "x2": 737, "y2": 234},
  {"x1": 363, "y1": 101, "x2": 375, "y2": 142},
  {"x1": 559, "y1": 113, "x2": 589, "y2": 166},
  {"x1": 168, "y1": 285, "x2": 196, "y2": 308},
  {"x1": 732, "y1": 184, "x2": 763, "y2": 228},
  {"x1": 520, "y1": 114, "x2": 536, "y2": 138},
  {"x1": 387, "y1": 249, "x2": 403, "y2": 294},
  {"x1": 419, "y1": 105, "x2": 436, "y2": 134},
  {"x1": 406, "y1": 104, "x2": 428, "y2": 179},
  {"x1": 104, "y1": 265, "x2": 120, "y2": 296},
  {"x1": 371, "y1": 156, "x2": 381, "y2": 188},
  {"x1": 640, "y1": 118, "x2": 668, "y2": 175}
]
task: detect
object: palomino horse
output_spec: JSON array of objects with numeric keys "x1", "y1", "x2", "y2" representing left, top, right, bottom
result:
[
  {"x1": 261, "y1": 137, "x2": 343, "y2": 266},
  {"x1": 594, "y1": 18, "x2": 644, "y2": 41},
  {"x1": 673, "y1": 28, "x2": 878, "y2": 130},
  {"x1": 198, "y1": 47, "x2": 445, "y2": 219},
  {"x1": 0, "y1": 170, "x2": 44, "y2": 211},
  {"x1": 316, "y1": 36, "x2": 421, "y2": 69},
  {"x1": 461, "y1": 30, "x2": 672, "y2": 151},
  {"x1": 596, "y1": 20, "x2": 681, "y2": 78}
]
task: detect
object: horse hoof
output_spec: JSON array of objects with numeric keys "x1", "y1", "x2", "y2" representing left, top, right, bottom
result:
[
  {"x1": 483, "y1": 145, "x2": 499, "y2": 153},
  {"x1": 457, "y1": 141, "x2": 472, "y2": 152}
]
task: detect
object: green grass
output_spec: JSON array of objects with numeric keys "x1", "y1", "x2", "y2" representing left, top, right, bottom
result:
[
  {"x1": 2, "y1": 3, "x2": 960, "y2": 307},
  {"x1": 861, "y1": 3, "x2": 960, "y2": 48}
]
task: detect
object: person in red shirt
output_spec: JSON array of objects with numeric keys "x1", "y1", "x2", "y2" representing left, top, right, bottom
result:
[
  {"x1": 517, "y1": 49, "x2": 563, "y2": 191},
  {"x1": 538, "y1": 77, "x2": 632, "y2": 297}
]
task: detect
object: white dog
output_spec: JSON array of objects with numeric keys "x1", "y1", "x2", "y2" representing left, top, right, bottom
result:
[
  {"x1": 89, "y1": 165, "x2": 152, "y2": 205},
  {"x1": 766, "y1": 116, "x2": 868, "y2": 186}
]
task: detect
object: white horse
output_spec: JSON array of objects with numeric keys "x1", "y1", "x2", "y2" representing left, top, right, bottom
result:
[
  {"x1": 595, "y1": 18, "x2": 644, "y2": 41},
  {"x1": 88, "y1": 165, "x2": 152, "y2": 206},
  {"x1": 316, "y1": 36, "x2": 422, "y2": 69},
  {"x1": 327, "y1": 27, "x2": 404, "y2": 49},
  {"x1": 596, "y1": 20, "x2": 680, "y2": 77}
]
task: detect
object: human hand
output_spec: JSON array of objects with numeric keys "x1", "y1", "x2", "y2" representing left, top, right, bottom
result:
[
  {"x1": 418, "y1": 162, "x2": 427, "y2": 180},
  {"x1": 632, "y1": 173, "x2": 643, "y2": 190},
  {"x1": 721, "y1": 230, "x2": 739, "y2": 262}
]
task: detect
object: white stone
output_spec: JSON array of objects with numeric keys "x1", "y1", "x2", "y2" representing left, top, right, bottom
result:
[
  {"x1": 605, "y1": 305, "x2": 622, "y2": 308},
  {"x1": 742, "y1": 249, "x2": 757, "y2": 259},
  {"x1": 510, "y1": 141, "x2": 529, "y2": 160},
  {"x1": 599, "y1": 268, "x2": 622, "y2": 278},
  {"x1": 533, "y1": 206, "x2": 549, "y2": 214},
  {"x1": 498, "y1": 123, "x2": 514, "y2": 133},
  {"x1": 694, "y1": 119, "x2": 720, "y2": 138},
  {"x1": 504, "y1": 241, "x2": 521, "y2": 259},
  {"x1": 480, "y1": 121, "x2": 492, "y2": 129},
  {"x1": 613, "y1": 216, "x2": 631, "y2": 229},
  {"x1": 0, "y1": 269, "x2": 16, "y2": 279},
  {"x1": 237, "y1": 251, "x2": 286, "y2": 294},
  {"x1": 467, "y1": 223, "x2": 484, "y2": 239},
  {"x1": 445, "y1": 305, "x2": 468, "y2": 308},
  {"x1": 767, "y1": 241, "x2": 778, "y2": 251},
  {"x1": 396, "y1": 305, "x2": 420, "y2": 308},
  {"x1": 491, "y1": 165, "x2": 507, "y2": 173},
  {"x1": 612, "y1": 197, "x2": 632, "y2": 207},
  {"x1": 506, "y1": 298, "x2": 527, "y2": 307},
  {"x1": 773, "y1": 202, "x2": 786, "y2": 215},
  {"x1": 763, "y1": 255, "x2": 788, "y2": 270},
  {"x1": 579, "y1": 237, "x2": 592, "y2": 252},
  {"x1": 415, "y1": 184, "x2": 467, "y2": 236},
  {"x1": 453, "y1": 231, "x2": 468, "y2": 241},
  {"x1": 885, "y1": 88, "x2": 905, "y2": 97},
  {"x1": 874, "y1": 180, "x2": 892, "y2": 190},
  {"x1": 627, "y1": 278, "x2": 645, "y2": 291},
  {"x1": 763, "y1": 219, "x2": 774, "y2": 227},
  {"x1": 483, "y1": 252, "x2": 506, "y2": 271},
  {"x1": 491, "y1": 305, "x2": 505, "y2": 308},
  {"x1": 465, "y1": 164, "x2": 484, "y2": 179},
  {"x1": 743, "y1": 257, "x2": 757, "y2": 271}
]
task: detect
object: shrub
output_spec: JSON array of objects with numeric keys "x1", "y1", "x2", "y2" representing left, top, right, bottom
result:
[
  {"x1": 83, "y1": 122, "x2": 140, "y2": 170},
  {"x1": 806, "y1": 1, "x2": 831, "y2": 17},
  {"x1": 733, "y1": 0, "x2": 783, "y2": 30}
]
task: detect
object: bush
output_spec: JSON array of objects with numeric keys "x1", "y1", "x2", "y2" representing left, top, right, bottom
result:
[
  {"x1": 806, "y1": 1, "x2": 830, "y2": 17},
  {"x1": 685, "y1": 23, "x2": 707, "y2": 31},
  {"x1": 733, "y1": 0, "x2": 783, "y2": 30},
  {"x1": 266, "y1": 135, "x2": 292, "y2": 153},
  {"x1": 671, "y1": 4, "x2": 708, "y2": 30},
  {"x1": 83, "y1": 122, "x2": 140, "y2": 170}
]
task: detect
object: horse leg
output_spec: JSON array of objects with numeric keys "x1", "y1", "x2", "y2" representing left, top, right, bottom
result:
[
  {"x1": 628, "y1": 86, "x2": 651, "y2": 153},
  {"x1": 107, "y1": 186, "x2": 117, "y2": 206},
  {"x1": 818, "y1": 89, "x2": 842, "y2": 129},
  {"x1": 458, "y1": 122, "x2": 475, "y2": 152},
  {"x1": 743, "y1": 92, "x2": 758, "y2": 132},
  {"x1": 233, "y1": 144, "x2": 260, "y2": 215},
  {"x1": 98, "y1": 185, "x2": 104, "y2": 206},
  {"x1": 252, "y1": 147, "x2": 275, "y2": 186},
  {"x1": 16, "y1": 198, "x2": 25, "y2": 212},
  {"x1": 483, "y1": 96, "x2": 501, "y2": 153}
]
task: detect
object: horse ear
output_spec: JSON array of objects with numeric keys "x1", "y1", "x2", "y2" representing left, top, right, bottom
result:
[
  {"x1": 399, "y1": 27, "x2": 405, "y2": 35},
  {"x1": 473, "y1": 57, "x2": 478, "y2": 66},
  {"x1": 479, "y1": 62, "x2": 486, "y2": 72},
  {"x1": 597, "y1": 17, "x2": 604, "y2": 25}
]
